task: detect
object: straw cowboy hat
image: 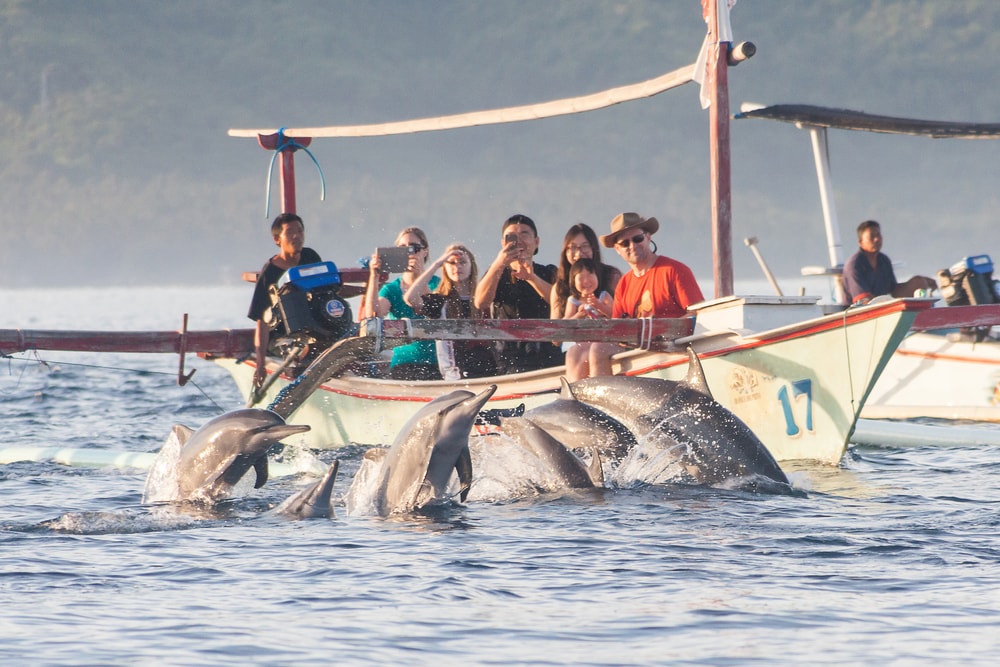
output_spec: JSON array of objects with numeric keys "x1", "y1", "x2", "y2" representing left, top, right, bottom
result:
[{"x1": 600, "y1": 212, "x2": 660, "y2": 248}]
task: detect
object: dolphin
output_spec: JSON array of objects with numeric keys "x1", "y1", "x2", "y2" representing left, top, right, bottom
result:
[
  {"x1": 568, "y1": 348, "x2": 790, "y2": 489},
  {"x1": 364, "y1": 385, "x2": 497, "y2": 516},
  {"x1": 523, "y1": 377, "x2": 637, "y2": 461},
  {"x1": 273, "y1": 461, "x2": 340, "y2": 519},
  {"x1": 172, "y1": 408, "x2": 311, "y2": 503},
  {"x1": 498, "y1": 417, "x2": 604, "y2": 489}
]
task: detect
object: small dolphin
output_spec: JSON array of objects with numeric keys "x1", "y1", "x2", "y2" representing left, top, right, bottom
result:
[
  {"x1": 523, "y1": 378, "x2": 637, "y2": 461},
  {"x1": 499, "y1": 417, "x2": 604, "y2": 489},
  {"x1": 366, "y1": 385, "x2": 497, "y2": 516},
  {"x1": 569, "y1": 348, "x2": 790, "y2": 489},
  {"x1": 273, "y1": 461, "x2": 340, "y2": 519},
  {"x1": 173, "y1": 408, "x2": 311, "y2": 503}
]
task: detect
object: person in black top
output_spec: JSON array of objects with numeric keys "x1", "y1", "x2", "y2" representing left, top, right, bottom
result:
[
  {"x1": 404, "y1": 243, "x2": 498, "y2": 379},
  {"x1": 474, "y1": 214, "x2": 564, "y2": 374},
  {"x1": 247, "y1": 212, "x2": 321, "y2": 390}
]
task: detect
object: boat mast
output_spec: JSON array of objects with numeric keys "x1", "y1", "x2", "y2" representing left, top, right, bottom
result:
[{"x1": 705, "y1": 0, "x2": 734, "y2": 298}]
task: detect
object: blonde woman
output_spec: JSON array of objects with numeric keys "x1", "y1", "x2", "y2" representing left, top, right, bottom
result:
[
  {"x1": 359, "y1": 226, "x2": 440, "y2": 380},
  {"x1": 405, "y1": 244, "x2": 497, "y2": 379}
]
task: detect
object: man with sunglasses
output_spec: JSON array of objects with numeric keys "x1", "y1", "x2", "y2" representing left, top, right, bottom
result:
[{"x1": 600, "y1": 212, "x2": 704, "y2": 320}]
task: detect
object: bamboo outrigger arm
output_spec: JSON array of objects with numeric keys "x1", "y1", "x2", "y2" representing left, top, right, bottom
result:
[{"x1": 228, "y1": 64, "x2": 697, "y2": 139}]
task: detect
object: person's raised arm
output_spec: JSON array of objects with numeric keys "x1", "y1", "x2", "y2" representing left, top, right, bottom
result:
[
  {"x1": 404, "y1": 249, "x2": 451, "y2": 308},
  {"x1": 512, "y1": 261, "x2": 552, "y2": 302},
  {"x1": 474, "y1": 242, "x2": 517, "y2": 311},
  {"x1": 358, "y1": 248, "x2": 391, "y2": 319}
]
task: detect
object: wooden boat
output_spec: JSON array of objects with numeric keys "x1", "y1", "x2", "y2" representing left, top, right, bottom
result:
[{"x1": 737, "y1": 103, "x2": 1000, "y2": 422}]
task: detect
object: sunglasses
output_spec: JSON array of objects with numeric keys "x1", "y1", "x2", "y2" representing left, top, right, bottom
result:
[
  {"x1": 615, "y1": 233, "x2": 646, "y2": 249},
  {"x1": 401, "y1": 243, "x2": 426, "y2": 254}
]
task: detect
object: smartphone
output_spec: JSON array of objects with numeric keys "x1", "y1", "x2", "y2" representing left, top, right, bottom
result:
[
  {"x1": 504, "y1": 232, "x2": 518, "y2": 245},
  {"x1": 376, "y1": 246, "x2": 411, "y2": 272}
]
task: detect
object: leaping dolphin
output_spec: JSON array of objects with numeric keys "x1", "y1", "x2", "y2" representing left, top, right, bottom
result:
[
  {"x1": 523, "y1": 377, "x2": 637, "y2": 461},
  {"x1": 498, "y1": 417, "x2": 604, "y2": 489},
  {"x1": 568, "y1": 348, "x2": 790, "y2": 490},
  {"x1": 171, "y1": 409, "x2": 311, "y2": 503},
  {"x1": 360, "y1": 385, "x2": 497, "y2": 516},
  {"x1": 273, "y1": 461, "x2": 340, "y2": 519}
]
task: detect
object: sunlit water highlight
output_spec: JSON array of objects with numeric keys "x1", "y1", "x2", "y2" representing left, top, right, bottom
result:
[{"x1": 2, "y1": 286, "x2": 999, "y2": 665}]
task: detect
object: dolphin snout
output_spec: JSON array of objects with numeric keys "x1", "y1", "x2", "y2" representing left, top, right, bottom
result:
[
  {"x1": 469, "y1": 385, "x2": 498, "y2": 413},
  {"x1": 257, "y1": 423, "x2": 311, "y2": 442}
]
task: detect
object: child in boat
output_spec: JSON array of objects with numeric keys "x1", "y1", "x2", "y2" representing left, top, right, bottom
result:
[
  {"x1": 550, "y1": 223, "x2": 621, "y2": 320},
  {"x1": 564, "y1": 258, "x2": 614, "y2": 320},
  {"x1": 404, "y1": 244, "x2": 498, "y2": 379},
  {"x1": 563, "y1": 258, "x2": 614, "y2": 382}
]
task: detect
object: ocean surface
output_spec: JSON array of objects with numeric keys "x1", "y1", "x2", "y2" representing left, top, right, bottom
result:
[{"x1": 2, "y1": 286, "x2": 999, "y2": 666}]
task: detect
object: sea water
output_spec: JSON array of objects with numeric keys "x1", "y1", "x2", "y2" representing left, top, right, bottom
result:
[{"x1": 2, "y1": 286, "x2": 999, "y2": 666}]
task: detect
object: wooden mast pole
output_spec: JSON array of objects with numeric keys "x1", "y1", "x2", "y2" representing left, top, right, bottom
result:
[
  {"x1": 279, "y1": 144, "x2": 298, "y2": 213},
  {"x1": 706, "y1": 0, "x2": 734, "y2": 298}
]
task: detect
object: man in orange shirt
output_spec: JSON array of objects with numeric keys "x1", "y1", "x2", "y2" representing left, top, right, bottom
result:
[{"x1": 600, "y1": 212, "x2": 704, "y2": 319}]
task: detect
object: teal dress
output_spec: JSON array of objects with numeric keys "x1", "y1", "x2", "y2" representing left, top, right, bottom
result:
[{"x1": 379, "y1": 276, "x2": 441, "y2": 368}]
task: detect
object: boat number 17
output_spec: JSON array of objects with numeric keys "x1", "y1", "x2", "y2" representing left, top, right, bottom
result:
[{"x1": 777, "y1": 379, "x2": 813, "y2": 436}]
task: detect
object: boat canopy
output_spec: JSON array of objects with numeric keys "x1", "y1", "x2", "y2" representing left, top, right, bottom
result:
[{"x1": 735, "y1": 103, "x2": 1000, "y2": 139}]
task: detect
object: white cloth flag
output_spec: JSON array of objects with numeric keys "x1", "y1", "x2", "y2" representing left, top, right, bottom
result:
[{"x1": 692, "y1": 0, "x2": 737, "y2": 109}]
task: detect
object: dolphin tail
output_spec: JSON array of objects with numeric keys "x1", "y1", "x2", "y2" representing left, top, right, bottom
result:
[
  {"x1": 455, "y1": 447, "x2": 473, "y2": 503},
  {"x1": 253, "y1": 456, "x2": 269, "y2": 489},
  {"x1": 586, "y1": 447, "x2": 605, "y2": 487},
  {"x1": 684, "y1": 346, "x2": 713, "y2": 398}
]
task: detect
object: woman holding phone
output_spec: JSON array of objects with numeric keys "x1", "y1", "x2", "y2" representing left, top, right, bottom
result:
[{"x1": 359, "y1": 226, "x2": 442, "y2": 380}]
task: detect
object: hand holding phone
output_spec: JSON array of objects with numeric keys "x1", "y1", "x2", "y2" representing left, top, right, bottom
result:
[{"x1": 376, "y1": 246, "x2": 411, "y2": 273}]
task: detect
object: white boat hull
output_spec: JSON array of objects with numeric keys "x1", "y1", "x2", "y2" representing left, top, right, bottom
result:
[
  {"x1": 861, "y1": 331, "x2": 1000, "y2": 421},
  {"x1": 216, "y1": 298, "x2": 924, "y2": 465}
]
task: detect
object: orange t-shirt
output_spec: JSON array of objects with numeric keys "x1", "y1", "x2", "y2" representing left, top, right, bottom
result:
[{"x1": 611, "y1": 255, "x2": 704, "y2": 318}]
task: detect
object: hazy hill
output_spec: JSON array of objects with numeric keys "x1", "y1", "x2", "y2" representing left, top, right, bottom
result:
[{"x1": 1, "y1": 0, "x2": 998, "y2": 294}]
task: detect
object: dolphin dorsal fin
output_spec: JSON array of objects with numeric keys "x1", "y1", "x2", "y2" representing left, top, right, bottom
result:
[
  {"x1": 253, "y1": 457, "x2": 269, "y2": 489},
  {"x1": 586, "y1": 448, "x2": 605, "y2": 487},
  {"x1": 683, "y1": 346, "x2": 713, "y2": 398},
  {"x1": 455, "y1": 447, "x2": 473, "y2": 503},
  {"x1": 171, "y1": 424, "x2": 195, "y2": 448},
  {"x1": 558, "y1": 377, "x2": 576, "y2": 400}
]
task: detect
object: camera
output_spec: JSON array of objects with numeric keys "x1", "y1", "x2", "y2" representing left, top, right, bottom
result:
[{"x1": 504, "y1": 233, "x2": 518, "y2": 245}]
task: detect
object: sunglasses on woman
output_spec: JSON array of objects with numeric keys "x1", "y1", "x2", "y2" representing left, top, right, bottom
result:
[{"x1": 615, "y1": 233, "x2": 646, "y2": 248}]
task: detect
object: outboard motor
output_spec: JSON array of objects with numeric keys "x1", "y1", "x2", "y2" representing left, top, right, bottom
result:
[
  {"x1": 936, "y1": 254, "x2": 1000, "y2": 342},
  {"x1": 264, "y1": 261, "x2": 354, "y2": 366}
]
